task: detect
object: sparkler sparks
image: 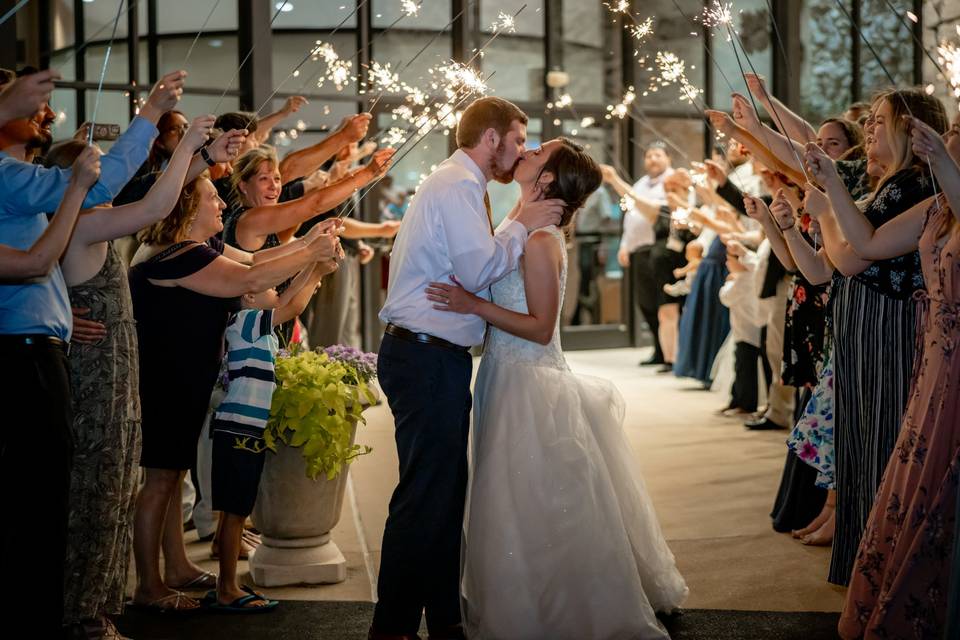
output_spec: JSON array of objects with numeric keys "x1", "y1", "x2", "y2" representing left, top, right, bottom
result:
[
  {"x1": 626, "y1": 17, "x2": 654, "y2": 44},
  {"x1": 580, "y1": 116, "x2": 596, "y2": 128},
  {"x1": 400, "y1": 0, "x2": 420, "y2": 17},
  {"x1": 309, "y1": 41, "x2": 354, "y2": 91},
  {"x1": 937, "y1": 32, "x2": 960, "y2": 98},
  {"x1": 604, "y1": 1, "x2": 631, "y2": 14},
  {"x1": 605, "y1": 87, "x2": 636, "y2": 120},
  {"x1": 618, "y1": 194, "x2": 635, "y2": 213},
  {"x1": 492, "y1": 11, "x2": 517, "y2": 33},
  {"x1": 700, "y1": 1, "x2": 734, "y2": 28}
]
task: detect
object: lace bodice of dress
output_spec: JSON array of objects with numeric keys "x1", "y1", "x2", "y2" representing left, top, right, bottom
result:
[{"x1": 483, "y1": 226, "x2": 569, "y2": 371}]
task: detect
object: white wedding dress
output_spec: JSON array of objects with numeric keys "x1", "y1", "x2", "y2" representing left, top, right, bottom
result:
[{"x1": 461, "y1": 227, "x2": 689, "y2": 639}]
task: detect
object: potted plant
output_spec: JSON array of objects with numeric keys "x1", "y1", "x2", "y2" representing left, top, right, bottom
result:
[{"x1": 249, "y1": 344, "x2": 378, "y2": 587}]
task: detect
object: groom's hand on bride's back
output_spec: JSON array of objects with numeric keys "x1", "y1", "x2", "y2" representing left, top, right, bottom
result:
[{"x1": 515, "y1": 186, "x2": 565, "y2": 231}]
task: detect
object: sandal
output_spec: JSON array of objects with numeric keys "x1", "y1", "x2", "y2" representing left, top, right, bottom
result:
[
  {"x1": 128, "y1": 591, "x2": 201, "y2": 614},
  {"x1": 206, "y1": 586, "x2": 278, "y2": 614},
  {"x1": 169, "y1": 570, "x2": 218, "y2": 591}
]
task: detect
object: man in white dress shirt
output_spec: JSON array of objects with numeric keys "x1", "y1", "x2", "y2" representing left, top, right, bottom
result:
[
  {"x1": 610, "y1": 143, "x2": 673, "y2": 366},
  {"x1": 371, "y1": 97, "x2": 563, "y2": 640}
]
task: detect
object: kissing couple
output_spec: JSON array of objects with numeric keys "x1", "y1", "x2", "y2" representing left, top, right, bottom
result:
[{"x1": 371, "y1": 96, "x2": 688, "y2": 640}]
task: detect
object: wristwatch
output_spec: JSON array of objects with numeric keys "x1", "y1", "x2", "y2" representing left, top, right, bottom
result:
[{"x1": 200, "y1": 146, "x2": 216, "y2": 167}]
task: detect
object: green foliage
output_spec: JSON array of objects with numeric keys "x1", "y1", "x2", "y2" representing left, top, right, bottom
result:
[{"x1": 266, "y1": 345, "x2": 376, "y2": 480}]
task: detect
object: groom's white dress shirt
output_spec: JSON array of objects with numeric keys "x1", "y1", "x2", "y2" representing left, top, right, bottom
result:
[{"x1": 379, "y1": 149, "x2": 528, "y2": 347}]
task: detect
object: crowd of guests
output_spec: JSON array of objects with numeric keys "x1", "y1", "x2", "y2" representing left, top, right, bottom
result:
[
  {"x1": 607, "y1": 72, "x2": 960, "y2": 638},
  {"x1": 0, "y1": 66, "x2": 400, "y2": 638},
  {"x1": 2, "y1": 54, "x2": 959, "y2": 640}
]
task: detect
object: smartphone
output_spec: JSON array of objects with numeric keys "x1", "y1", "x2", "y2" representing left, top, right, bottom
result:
[{"x1": 81, "y1": 122, "x2": 120, "y2": 141}]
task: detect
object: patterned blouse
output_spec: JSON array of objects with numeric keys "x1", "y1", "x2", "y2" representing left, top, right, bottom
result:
[{"x1": 854, "y1": 167, "x2": 936, "y2": 299}]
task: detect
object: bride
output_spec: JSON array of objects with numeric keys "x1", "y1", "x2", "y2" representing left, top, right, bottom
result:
[{"x1": 426, "y1": 137, "x2": 689, "y2": 640}]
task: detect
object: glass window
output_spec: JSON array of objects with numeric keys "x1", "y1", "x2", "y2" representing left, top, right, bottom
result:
[
  {"x1": 84, "y1": 89, "x2": 131, "y2": 131},
  {"x1": 479, "y1": 0, "x2": 544, "y2": 101},
  {"x1": 175, "y1": 93, "x2": 240, "y2": 120},
  {"x1": 371, "y1": 31, "x2": 452, "y2": 92},
  {"x1": 84, "y1": 42, "x2": 130, "y2": 85},
  {"x1": 860, "y1": 0, "x2": 914, "y2": 97},
  {"x1": 83, "y1": 0, "x2": 130, "y2": 40},
  {"x1": 707, "y1": 0, "x2": 771, "y2": 109},
  {"x1": 158, "y1": 36, "x2": 239, "y2": 90},
  {"x1": 629, "y1": 116, "x2": 705, "y2": 172},
  {"x1": 273, "y1": 32, "x2": 356, "y2": 95},
  {"x1": 562, "y1": 0, "x2": 604, "y2": 104},
  {"x1": 50, "y1": 89, "x2": 77, "y2": 142},
  {"x1": 50, "y1": 49, "x2": 77, "y2": 82},
  {"x1": 558, "y1": 119, "x2": 624, "y2": 327},
  {"x1": 273, "y1": 0, "x2": 357, "y2": 30},
  {"x1": 374, "y1": 110, "x2": 452, "y2": 204},
  {"x1": 373, "y1": 0, "x2": 450, "y2": 30},
  {"x1": 51, "y1": 0, "x2": 75, "y2": 51},
  {"x1": 630, "y1": 0, "x2": 704, "y2": 114},
  {"x1": 157, "y1": 0, "x2": 238, "y2": 34},
  {"x1": 266, "y1": 98, "x2": 357, "y2": 151},
  {"x1": 799, "y1": 0, "x2": 853, "y2": 123}
]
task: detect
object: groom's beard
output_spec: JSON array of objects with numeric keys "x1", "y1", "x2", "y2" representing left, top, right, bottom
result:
[{"x1": 489, "y1": 140, "x2": 520, "y2": 184}]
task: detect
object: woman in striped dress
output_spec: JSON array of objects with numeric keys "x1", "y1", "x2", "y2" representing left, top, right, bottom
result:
[
  {"x1": 803, "y1": 89, "x2": 948, "y2": 586},
  {"x1": 823, "y1": 112, "x2": 960, "y2": 638}
]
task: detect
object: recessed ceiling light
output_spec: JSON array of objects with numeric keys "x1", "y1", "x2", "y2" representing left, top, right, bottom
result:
[{"x1": 276, "y1": 2, "x2": 293, "y2": 12}]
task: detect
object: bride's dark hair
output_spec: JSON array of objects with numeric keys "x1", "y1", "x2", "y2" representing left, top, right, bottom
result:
[{"x1": 539, "y1": 137, "x2": 603, "y2": 227}]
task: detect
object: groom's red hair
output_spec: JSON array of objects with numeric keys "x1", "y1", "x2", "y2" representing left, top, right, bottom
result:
[{"x1": 456, "y1": 97, "x2": 528, "y2": 149}]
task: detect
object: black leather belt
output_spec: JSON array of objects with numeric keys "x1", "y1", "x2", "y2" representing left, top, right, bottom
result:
[
  {"x1": 0, "y1": 334, "x2": 69, "y2": 352},
  {"x1": 384, "y1": 323, "x2": 469, "y2": 353}
]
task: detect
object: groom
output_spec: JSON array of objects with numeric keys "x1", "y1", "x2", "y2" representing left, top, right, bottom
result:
[{"x1": 371, "y1": 97, "x2": 563, "y2": 640}]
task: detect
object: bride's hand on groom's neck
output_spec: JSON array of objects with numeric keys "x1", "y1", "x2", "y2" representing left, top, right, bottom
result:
[{"x1": 514, "y1": 185, "x2": 565, "y2": 231}]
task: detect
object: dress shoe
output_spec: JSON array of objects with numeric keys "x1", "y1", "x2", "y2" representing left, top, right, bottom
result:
[
  {"x1": 656, "y1": 363, "x2": 674, "y2": 374},
  {"x1": 639, "y1": 355, "x2": 665, "y2": 367},
  {"x1": 744, "y1": 417, "x2": 787, "y2": 431},
  {"x1": 368, "y1": 630, "x2": 421, "y2": 640}
]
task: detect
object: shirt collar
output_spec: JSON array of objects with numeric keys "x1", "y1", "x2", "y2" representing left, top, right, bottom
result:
[{"x1": 449, "y1": 148, "x2": 488, "y2": 188}]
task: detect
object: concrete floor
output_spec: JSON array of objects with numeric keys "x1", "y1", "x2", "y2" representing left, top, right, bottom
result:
[{"x1": 183, "y1": 347, "x2": 846, "y2": 612}]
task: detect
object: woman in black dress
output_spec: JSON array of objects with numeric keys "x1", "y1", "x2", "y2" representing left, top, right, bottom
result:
[{"x1": 128, "y1": 174, "x2": 342, "y2": 611}]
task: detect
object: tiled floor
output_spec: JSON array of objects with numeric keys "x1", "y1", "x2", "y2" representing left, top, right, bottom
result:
[{"x1": 183, "y1": 347, "x2": 845, "y2": 612}]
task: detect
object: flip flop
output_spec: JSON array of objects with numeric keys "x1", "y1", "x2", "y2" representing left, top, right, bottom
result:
[
  {"x1": 127, "y1": 591, "x2": 201, "y2": 614},
  {"x1": 207, "y1": 589, "x2": 279, "y2": 614},
  {"x1": 169, "y1": 570, "x2": 218, "y2": 591}
]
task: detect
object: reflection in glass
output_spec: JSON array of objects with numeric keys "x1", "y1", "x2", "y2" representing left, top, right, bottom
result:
[
  {"x1": 800, "y1": 0, "x2": 853, "y2": 123},
  {"x1": 273, "y1": 1, "x2": 357, "y2": 29},
  {"x1": 559, "y1": 120, "x2": 623, "y2": 327},
  {"x1": 707, "y1": 0, "x2": 771, "y2": 108},
  {"x1": 157, "y1": 0, "x2": 237, "y2": 34},
  {"x1": 84, "y1": 42, "x2": 130, "y2": 85},
  {"x1": 562, "y1": 1, "x2": 603, "y2": 103},
  {"x1": 922, "y1": 2, "x2": 960, "y2": 119},
  {"x1": 860, "y1": 0, "x2": 913, "y2": 97},
  {"x1": 158, "y1": 37, "x2": 239, "y2": 90}
]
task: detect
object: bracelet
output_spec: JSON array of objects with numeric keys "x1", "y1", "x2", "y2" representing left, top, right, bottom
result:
[{"x1": 200, "y1": 146, "x2": 216, "y2": 167}]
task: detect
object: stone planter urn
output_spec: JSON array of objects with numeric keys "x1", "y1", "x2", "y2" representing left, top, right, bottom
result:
[{"x1": 249, "y1": 388, "x2": 377, "y2": 587}]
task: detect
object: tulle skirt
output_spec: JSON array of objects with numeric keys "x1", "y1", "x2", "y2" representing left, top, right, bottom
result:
[{"x1": 461, "y1": 357, "x2": 688, "y2": 640}]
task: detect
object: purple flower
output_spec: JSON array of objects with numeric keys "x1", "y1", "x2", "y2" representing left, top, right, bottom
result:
[{"x1": 321, "y1": 343, "x2": 378, "y2": 382}]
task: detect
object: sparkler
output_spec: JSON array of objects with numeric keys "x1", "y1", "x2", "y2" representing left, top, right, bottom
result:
[
  {"x1": 937, "y1": 32, "x2": 960, "y2": 98},
  {"x1": 339, "y1": 71, "x2": 496, "y2": 221},
  {"x1": 366, "y1": 1, "x2": 474, "y2": 111},
  {"x1": 491, "y1": 11, "x2": 517, "y2": 33},
  {"x1": 52, "y1": 0, "x2": 139, "y2": 72},
  {"x1": 294, "y1": 0, "x2": 371, "y2": 93},
  {"x1": 881, "y1": 0, "x2": 945, "y2": 78},
  {"x1": 87, "y1": 0, "x2": 125, "y2": 146},
  {"x1": 183, "y1": 0, "x2": 224, "y2": 67},
  {"x1": 0, "y1": 0, "x2": 30, "y2": 28}
]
